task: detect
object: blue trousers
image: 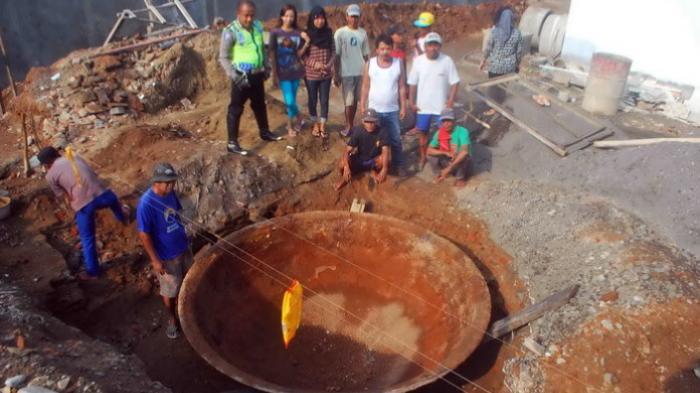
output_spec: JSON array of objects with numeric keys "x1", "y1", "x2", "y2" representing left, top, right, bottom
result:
[
  {"x1": 279, "y1": 79, "x2": 300, "y2": 118},
  {"x1": 75, "y1": 190, "x2": 125, "y2": 276},
  {"x1": 378, "y1": 111, "x2": 403, "y2": 168}
]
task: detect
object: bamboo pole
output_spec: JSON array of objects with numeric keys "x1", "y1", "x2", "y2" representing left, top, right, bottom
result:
[
  {"x1": 0, "y1": 29, "x2": 18, "y2": 97},
  {"x1": 21, "y1": 114, "x2": 30, "y2": 177},
  {"x1": 593, "y1": 138, "x2": 700, "y2": 148}
]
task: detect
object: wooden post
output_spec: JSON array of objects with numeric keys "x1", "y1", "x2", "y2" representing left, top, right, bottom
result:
[
  {"x1": 30, "y1": 115, "x2": 43, "y2": 148},
  {"x1": 21, "y1": 113, "x2": 30, "y2": 177},
  {"x1": 487, "y1": 285, "x2": 579, "y2": 340},
  {"x1": 0, "y1": 29, "x2": 18, "y2": 97}
]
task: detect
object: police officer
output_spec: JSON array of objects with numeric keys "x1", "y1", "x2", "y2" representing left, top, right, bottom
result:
[{"x1": 219, "y1": 0, "x2": 282, "y2": 155}]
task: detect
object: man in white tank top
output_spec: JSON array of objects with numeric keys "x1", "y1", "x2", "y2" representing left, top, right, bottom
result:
[{"x1": 359, "y1": 34, "x2": 407, "y2": 173}]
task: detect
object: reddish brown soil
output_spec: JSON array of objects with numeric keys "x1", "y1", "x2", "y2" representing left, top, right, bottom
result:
[{"x1": 544, "y1": 300, "x2": 700, "y2": 393}]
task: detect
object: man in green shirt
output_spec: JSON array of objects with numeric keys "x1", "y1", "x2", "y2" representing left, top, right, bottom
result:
[{"x1": 426, "y1": 108, "x2": 471, "y2": 187}]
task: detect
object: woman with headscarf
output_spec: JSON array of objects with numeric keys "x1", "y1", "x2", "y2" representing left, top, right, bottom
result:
[
  {"x1": 480, "y1": 7, "x2": 523, "y2": 78},
  {"x1": 300, "y1": 6, "x2": 335, "y2": 138}
]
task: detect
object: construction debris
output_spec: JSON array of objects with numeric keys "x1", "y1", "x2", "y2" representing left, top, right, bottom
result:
[{"x1": 350, "y1": 198, "x2": 367, "y2": 213}]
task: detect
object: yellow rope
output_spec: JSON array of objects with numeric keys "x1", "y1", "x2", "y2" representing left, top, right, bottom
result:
[{"x1": 64, "y1": 146, "x2": 83, "y2": 188}]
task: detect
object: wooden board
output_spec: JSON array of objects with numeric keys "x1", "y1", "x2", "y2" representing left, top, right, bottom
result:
[
  {"x1": 488, "y1": 285, "x2": 579, "y2": 340},
  {"x1": 469, "y1": 75, "x2": 611, "y2": 155}
]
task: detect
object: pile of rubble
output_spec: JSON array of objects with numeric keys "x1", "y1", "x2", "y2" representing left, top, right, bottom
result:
[{"x1": 27, "y1": 37, "x2": 209, "y2": 148}]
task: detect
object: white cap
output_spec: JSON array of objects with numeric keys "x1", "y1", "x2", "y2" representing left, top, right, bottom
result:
[
  {"x1": 346, "y1": 4, "x2": 361, "y2": 16},
  {"x1": 424, "y1": 32, "x2": 442, "y2": 45}
]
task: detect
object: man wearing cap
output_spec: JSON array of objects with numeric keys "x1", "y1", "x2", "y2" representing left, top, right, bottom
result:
[
  {"x1": 407, "y1": 32, "x2": 460, "y2": 169},
  {"x1": 38, "y1": 146, "x2": 129, "y2": 280},
  {"x1": 137, "y1": 163, "x2": 191, "y2": 339},
  {"x1": 334, "y1": 4, "x2": 370, "y2": 137},
  {"x1": 335, "y1": 109, "x2": 391, "y2": 191},
  {"x1": 426, "y1": 108, "x2": 472, "y2": 187},
  {"x1": 412, "y1": 11, "x2": 434, "y2": 58},
  {"x1": 359, "y1": 33, "x2": 406, "y2": 175},
  {"x1": 219, "y1": 0, "x2": 282, "y2": 156}
]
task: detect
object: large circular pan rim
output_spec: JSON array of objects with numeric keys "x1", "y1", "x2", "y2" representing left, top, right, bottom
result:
[{"x1": 179, "y1": 211, "x2": 491, "y2": 393}]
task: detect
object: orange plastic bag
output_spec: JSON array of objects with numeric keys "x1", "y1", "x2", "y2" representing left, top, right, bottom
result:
[{"x1": 281, "y1": 280, "x2": 303, "y2": 348}]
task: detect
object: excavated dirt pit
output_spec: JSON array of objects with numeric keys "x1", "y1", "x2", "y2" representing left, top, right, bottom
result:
[
  {"x1": 1, "y1": 170, "x2": 524, "y2": 393},
  {"x1": 179, "y1": 211, "x2": 491, "y2": 393}
]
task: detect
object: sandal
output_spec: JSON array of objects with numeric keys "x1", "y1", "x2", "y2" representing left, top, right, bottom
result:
[
  {"x1": 295, "y1": 118, "x2": 305, "y2": 133},
  {"x1": 311, "y1": 122, "x2": 321, "y2": 137},
  {"x1": 319, "y1": 123, "x2": 328, "y2": 139},
  {"x1": 166, "y1": 323, "x2": 179, "y2": 339}
]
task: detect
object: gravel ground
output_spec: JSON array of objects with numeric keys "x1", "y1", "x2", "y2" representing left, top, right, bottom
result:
[{"x1": 470, "y1": 117, "x2": 700, "y2": 258}]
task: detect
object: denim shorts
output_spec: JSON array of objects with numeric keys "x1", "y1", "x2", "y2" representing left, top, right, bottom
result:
[{"x1": 415, "y1": 113, "x2": 440, "y2": 133}]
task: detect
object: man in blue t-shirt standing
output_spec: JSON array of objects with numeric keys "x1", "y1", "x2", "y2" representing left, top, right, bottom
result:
[{"x1": 137, "y1": 163, "x2": 191, "y2": 339}]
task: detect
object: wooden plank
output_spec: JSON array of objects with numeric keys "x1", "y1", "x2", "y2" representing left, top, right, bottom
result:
[
  {"x1": 500, "y1": 83, "x2": 597, "y2": 141},
  {"x1": 466, "y1": 73, "x2": 520, "y2": 90},
  {"x1": 488, "y1": 285, "x2": 579, "y2": 340},
  {"x1": 518, "y1": 77, "x2": 606, "y2": 130},
  {"x1": 563, "y1": 128, "x2": 613, "y2": 154},
  {"x1": 471, "y1": 89, "x2": 568, "y2": 156},
  {"x1": 593, "y1": 137, "x2": 700, "y2": 148},
  {"x1": 89, "y1": 28, "x2": 207, "y2": 58},
  {"x1": 103, "y1": 12, "x2": 126, "y2": 47},
  {"x1": 173, "y1": 0, "x2": 199, "y2": 29}
]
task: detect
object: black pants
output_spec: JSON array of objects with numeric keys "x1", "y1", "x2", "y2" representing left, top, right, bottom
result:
[
  {"x1": 305, "y1": 78, "x2": 331, "y2": 121},
  {"x1": 428, "y1": 155, "x2": 470, "y2": 180},
  {"x1": 226, "y1": 73, "x2": 270, "y2": 144}
]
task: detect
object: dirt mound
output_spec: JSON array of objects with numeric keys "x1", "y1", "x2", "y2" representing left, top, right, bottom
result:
[{"x1": 271, "y1": 1, "x2": 525, "y2": 42}]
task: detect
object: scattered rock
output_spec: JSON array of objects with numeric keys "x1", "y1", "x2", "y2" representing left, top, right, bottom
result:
[
  {"x1": 600, "y1": 291, "x2": 619, "y2": 302},
  {"x1": 56, "y1": 377, "x2": 70, "y2": 391},
  {"x1": 180, "y1": 97, "x2": 195, "y2": 110},
  {"x1": 18, "y1": 387, "x2": 58, "y2": 393},
  {"x1": 95, "y1": 89, "x2": 111, "y2": 106},
  {"x1": 93, "y1": 55, "x2": 122, "y2": 73},
  {"x1": 75, "y1": 90, "x2": 97, "y2": 105},
  {"x1": 67, "y1": 75, "x2": 83, "y2": 89},
  {"x1": 603, "y1": 372, "x2": 618, "y2": 385},
  {"x1": 84, "y1": 102, "x2": 105, "y2": 114},
  {"x1": 5, "y1": 374, "x2": 27, "y2": 388},
  {"x1": 27, "y1": 376, "x2": 52, "y2": 388},
  {"x1": 112, "y1": 90, "x2": 129, "y2": 103},
  {"x1": 109, "y1": 107, "x2": 127, "y2": 116},
  {"x1": 83, "y1": 75, "x2": 105, "y2": 86},
  {"x1": 601, "y1": 319, "x2": 614, "y2": 331}
]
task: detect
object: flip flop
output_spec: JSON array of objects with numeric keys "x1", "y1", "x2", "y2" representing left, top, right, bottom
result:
[
  {"x1": 77, "y1": 272, "x2": 99, "y2": 281},
  {"x1": 166, "y1": 323, "x2": 179, "y2": 339}
]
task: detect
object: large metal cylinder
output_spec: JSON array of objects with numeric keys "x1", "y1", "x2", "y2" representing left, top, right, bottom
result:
[
  {"x1": 539, "y1": 13, "x2": 568, "y2": 58},
  {"x1": 179, "y1": 211, "x2": 491, "y2": 393},
  {"x1": 582, "y1": 53, "x2": 633, "y2": 115},
  {"x1": 518, "y1": 6, "x2": 552, "y2": 49}
]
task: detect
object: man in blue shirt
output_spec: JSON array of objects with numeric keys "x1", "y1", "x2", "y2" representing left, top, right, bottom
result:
[{"x1": 137, "y1": 163, "x2": 190, "y2": 339}]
